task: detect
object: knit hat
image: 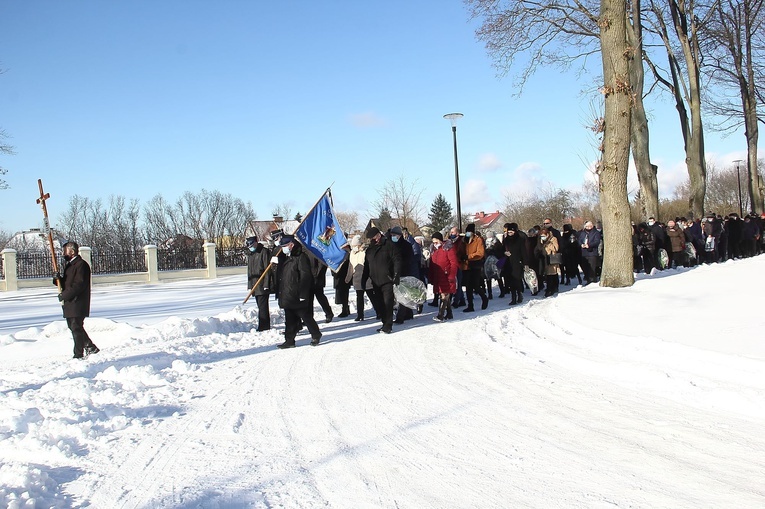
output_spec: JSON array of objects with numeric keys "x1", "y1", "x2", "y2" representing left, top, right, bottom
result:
[
  {"x1": 390, "y1": 226, "x2": 403, "y2": 236},
  {"x1": 465, "y1": 223, "x2": 476, "y2": 233},
  {"x1": 431, "y1": 232, "x2": 444, "y2": 242}
]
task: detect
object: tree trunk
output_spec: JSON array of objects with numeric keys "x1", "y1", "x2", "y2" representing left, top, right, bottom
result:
[
  {"x1": 671, "y1": 0, "x2": 707, "y2": 219},
  {"x1": 598, "y1": 0, "x2": 635, "y2": 288},
  {"x1": 745, "y1": 113, "x2": 761, "y2": 213},
  {"x1": 628, "y1": 0, "x2": 659, "y2": 220}
]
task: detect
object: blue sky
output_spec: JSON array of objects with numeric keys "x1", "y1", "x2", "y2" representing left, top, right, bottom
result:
[{"x1": 0, "y1": 0, "x2": 752, "y2": 235}]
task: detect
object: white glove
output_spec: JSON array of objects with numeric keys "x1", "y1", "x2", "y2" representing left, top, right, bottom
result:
[
  {"x1": 299, "y1": 298, "x2": 306, "y2": 302},
  {"x1": 270, "y1": 256, "x2": 279, "y2": 264},
  {"x1": 504, "y1": 251, "x2": 511, "y2": 257}
]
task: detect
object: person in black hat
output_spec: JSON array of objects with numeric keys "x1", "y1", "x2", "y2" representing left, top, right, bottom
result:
[
  {"x1": 245, "y1": 235, "x2": 273, "y2": 332},
  {"x1": 501, "y1": 222, "x2": 529, "y2": 305},
  {"x1": 389, "y1": 225, "x2": 416, "y2": 324},
  {"x1": 272, "y1": 235, "x2": 322, "y2": 348},
  {"x1": 362, "y1": 226, "x2": 401, "y2": 334},
  {"x1": 53, "y1": 241, "x2": 100, "y2": 359},
  {"x1": 702, "y1": 212, "x2": 722, "y2": 263}
]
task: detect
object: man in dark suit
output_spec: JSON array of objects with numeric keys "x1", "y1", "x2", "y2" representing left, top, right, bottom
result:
[
  {"x1": 362, "y1": 227, "x2": 401, "y2": 334},
  {"x1": 54, "y1": 242, "x2": 100, "y2": 359},
  {"x1": 272, "y1": 235, "x2": 322, "y2": 349}
]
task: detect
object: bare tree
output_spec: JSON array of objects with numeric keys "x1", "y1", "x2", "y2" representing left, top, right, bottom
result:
[
  {"x1": 144, "y1": 194, "x2": 181, "y2": 245},
  {"x1": 467, "y1": 0, "x2": 660, "y2": 221},
  {"x1": 58, "y1": 194, "x2": 144, "y2": 251},
  {"x1": 0, "y1": 228, "x2": 11, "y2": 249},
  {"x1": 644, "y1": 0, "x2": 712, "y2": 219},
  {"x1": 334, "y1": 210, "x2": 360, "y2": 235},
  {"x1": 271, "y1": 203, "x2": 294, "y2": 221},
  {"x1": 701, "y1": 0, "x2": 764, "y2": 213},
  {"x1": 144, "y1": 190, "x2": 254, "y2": 246},
  {"x1": 372, "y1": 175, "x2": 426, "y2": 229},
  {"x1": 0, "y1": 128, "x2": 13, "y2": 190}
]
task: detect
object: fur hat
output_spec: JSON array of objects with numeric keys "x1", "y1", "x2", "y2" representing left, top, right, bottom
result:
[
  {"x1": 465, "y1": 223, "x2": 476, "y2": 233},
  {"x1": 366, "y1": 227, "x2": 381, "y2": 239},
  {"x1": 350, "y1": 234, "x2": 362, "y2": 247}
]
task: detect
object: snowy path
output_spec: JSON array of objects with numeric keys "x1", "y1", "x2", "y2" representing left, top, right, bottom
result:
[
  {"x1": 49, "y1": 308, "x2": 765, "y2": 508},
  {"x1": 2, "y1": 260, "x2": 765, "y2": 508}
]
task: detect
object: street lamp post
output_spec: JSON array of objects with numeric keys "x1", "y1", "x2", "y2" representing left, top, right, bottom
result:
[
  {"x1": 733, "y1": 159, "x2": 744, "y2": 217},
  {"x1": 443, "y1": 113, "x2": 464, "y2": 232}
]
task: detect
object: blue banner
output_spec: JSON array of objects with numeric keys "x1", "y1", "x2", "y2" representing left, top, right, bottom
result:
[{"x1": 295, "y1": 193, "x2": 348, "y2": 271}]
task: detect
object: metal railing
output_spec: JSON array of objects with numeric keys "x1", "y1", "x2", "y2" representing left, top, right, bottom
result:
[
  {"x1": 216, "y1": 248, "x2": 247, "y2": 268},
  {"x1": 156, "y1": 248, "x2": 205, "y2": 271},
  {"x1": 16, "y1": 251, "x2": 61, "y2": 279},
  {"x1": 90, "y1": 250, "x2": 147, "y2": 275}
]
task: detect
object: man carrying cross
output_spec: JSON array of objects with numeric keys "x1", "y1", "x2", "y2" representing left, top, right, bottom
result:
[{"x1": 53, "y1": 242, "x2": 100, "y2": 359}]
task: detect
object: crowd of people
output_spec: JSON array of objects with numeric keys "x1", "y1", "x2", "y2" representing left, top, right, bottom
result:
[
  {"x1": 242, "y1": 211, "x2": 765, "y2": 349},
  {"x1": 51, "y1": 211, "x2": 765, "y2": 356}
]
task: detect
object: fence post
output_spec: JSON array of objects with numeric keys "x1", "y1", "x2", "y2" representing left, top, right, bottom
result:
[
  {"x1": 203, "y1": 242, "x2": 217, "y2": 279},
  {"x1": 2, "y1": 248, "x2": 18, "y2": 291},
  {"x1": 144, "y1": 245, "x2": 159, "y2": 283},
  {"x1": 79, "y1": 246, "x2": 92, "y2": 268}
]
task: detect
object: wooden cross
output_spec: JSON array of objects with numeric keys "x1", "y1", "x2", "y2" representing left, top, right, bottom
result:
[
  {"x1": 35, "y1": 178, "x2": 61, "y2": 283},
  {"x1": 36, "y1": 179, "x2": 51, "y2": 215}
]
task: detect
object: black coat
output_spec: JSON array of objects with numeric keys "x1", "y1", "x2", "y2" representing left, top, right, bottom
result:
[
  {"x1": 246, "y1": 244, "x2": 273, "y2": 296},
  {"x1": 362, "y1": 235, "x2": 401, "y2": 287},
  {"x1": 501, "y1": 232, "x2": 528, "y2": 279},
  {"x1": 395, "y1": 238, "x2": 418, "y2": 277},
  {"x1": 59, "y1": 256, "x2": 91, "y2": 318},
  {"x1": 275, "y1": 243, "x2": 314, "y2": 309}
]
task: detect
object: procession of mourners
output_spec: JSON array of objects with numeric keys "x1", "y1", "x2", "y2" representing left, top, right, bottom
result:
[
  {"x1": 51, "y1": 210, "x2": 765, "y2": 354},
  {"x1": 235, "y1": 211, "x2": 765, "y2": 350}
]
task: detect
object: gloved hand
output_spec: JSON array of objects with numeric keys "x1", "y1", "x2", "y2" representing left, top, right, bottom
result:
[
  {"x1": 52, "y1": 272, "x2": 62, "y2": 286},
  {"x1": 270, "y1": 256, "x2": 279, "y2": 264},
  {"x1": 57, "y1": 294, "x2": 64, "y2": 302},
  {"x1": 504, "y1": 251, "x2": 511, "y2": 257},
  {"x1": 393, "y1": 275, "x2": 400, "y2": 286}
]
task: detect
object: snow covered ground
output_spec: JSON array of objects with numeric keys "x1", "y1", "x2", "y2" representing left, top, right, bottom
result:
[{"x1": 1, "y1": 258, "x2": 764, "y2": 508}]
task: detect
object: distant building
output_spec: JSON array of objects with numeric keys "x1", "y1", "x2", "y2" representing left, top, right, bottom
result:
[
  {"x1": 6, "y1": 228, "x2": 67, "y2": 252},
  {"x1": 246, "y1": 215, "x2": 301, "y2": 242},
  {"x1": 470, "y1": 211, "x2": 508, "y2": 236}
]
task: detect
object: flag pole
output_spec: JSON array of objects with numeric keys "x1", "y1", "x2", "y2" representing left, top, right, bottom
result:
[{"x1": 242, "y1": 186, "x2": 333, "y2": 304}]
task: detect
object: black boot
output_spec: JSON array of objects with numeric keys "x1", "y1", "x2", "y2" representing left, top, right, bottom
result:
[{"x1": 517, "y1": 291, "x2": 524, "y2": 303}]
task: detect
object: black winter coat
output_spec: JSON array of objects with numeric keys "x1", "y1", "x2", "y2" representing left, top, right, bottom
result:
[
  {"x1": 501, "y1": 232, "x2": 528, "y2": 279},
  {"x1": 362, "y1": 235, "x2": 401, "y2": 287},
  {"x1": 59, "y1": 256, "x2": 91, "y2": 318},
  {"x1": 246, "y1": 244, "x2": 273, "y2": 296},
  {"x1": 395, "y1": 238, "x2": 418, "y2": 277},
  {"x1": 275, "y1": 243, "x2": 314, "y2": 309}
]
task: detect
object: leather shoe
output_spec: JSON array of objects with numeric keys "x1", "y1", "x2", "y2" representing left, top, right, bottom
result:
[{"x1": 277, "y1": 341, "x2": 296, "y2": 349}]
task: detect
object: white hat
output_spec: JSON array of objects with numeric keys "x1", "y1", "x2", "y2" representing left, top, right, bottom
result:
[{"x1": 350, "y1": 234, "x2": 362, "y2": 247}]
